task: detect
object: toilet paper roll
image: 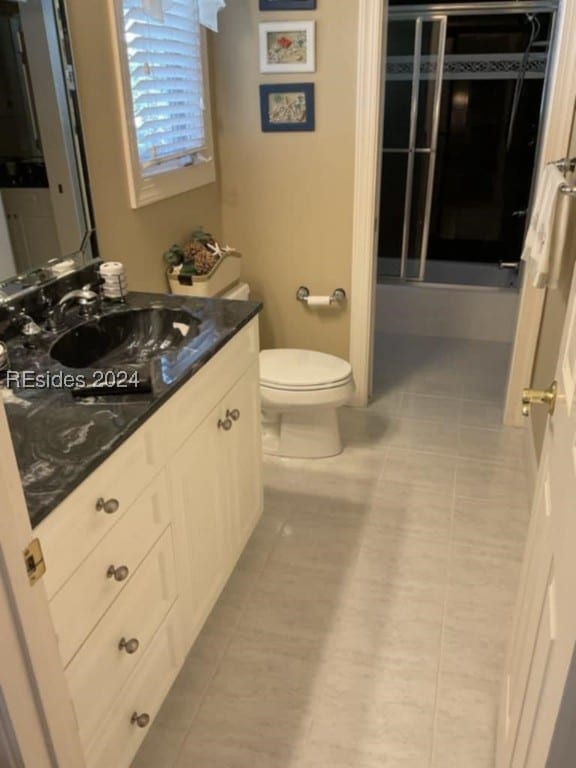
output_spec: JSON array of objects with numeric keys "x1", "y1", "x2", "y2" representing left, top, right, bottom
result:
[{"x1": 305, "y1": 296, "x2": 332, "y2": 307}]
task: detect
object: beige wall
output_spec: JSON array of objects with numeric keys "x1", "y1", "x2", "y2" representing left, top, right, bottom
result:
[
  {"x1": 65, "y1": 1, "x2": 222, "y2": 293},
  {"x1": 212, "y1": 0, "x2": 358, "y2": 356}
]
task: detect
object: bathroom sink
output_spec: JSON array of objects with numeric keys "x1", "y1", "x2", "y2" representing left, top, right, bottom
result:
[{"x1": 49, "y1": 307, "x2": 201, "y2": 368}]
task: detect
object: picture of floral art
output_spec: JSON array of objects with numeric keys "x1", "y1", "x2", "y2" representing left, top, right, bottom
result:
[
  {"x1": 260, "y1": 83, "x2": 315, "y2": 132},
  {"x1": 259, "y1": 21, "x2": 315, "y2": 73}
]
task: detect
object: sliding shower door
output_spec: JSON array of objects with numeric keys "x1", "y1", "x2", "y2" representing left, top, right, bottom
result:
[{"x1": 379, "y1": 16, "x2": 447, "y2": 281}]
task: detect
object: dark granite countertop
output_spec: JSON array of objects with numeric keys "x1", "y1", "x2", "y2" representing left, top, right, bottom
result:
[{"x1": 2, "y1": 292, "x2": 262, "y2": 528}]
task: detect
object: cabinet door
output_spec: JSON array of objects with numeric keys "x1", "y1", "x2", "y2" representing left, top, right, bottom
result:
[
  {"x1": 170, "y1": 408, "x2": 228, "y2": 645},
  {"x1": 222, "y1": 361, "x2": 263, "y2": 555}
]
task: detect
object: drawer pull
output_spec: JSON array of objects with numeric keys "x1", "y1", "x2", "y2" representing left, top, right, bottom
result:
[
  {"x1": 118, "y1": 637, "x2": 140, "y2": 654},
  {"x1": 218, "y1": 417, "x2": 232, "y2": 431},
  {"x1": 130, "y1": 712, "x2": 150, "y2": 728},
  {"x1": 226, "y1": 408, "x2": 240, "y2": 422},
  {"x1": 96, "y1": 497, "x2": 120, "y2": 514},
  {"x1": 106, "y1": 564, "x2": 129, "y2": 582}
]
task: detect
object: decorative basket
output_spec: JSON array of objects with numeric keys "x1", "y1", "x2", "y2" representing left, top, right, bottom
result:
[{"x1": 167, "y1": 251, "x2": 242, "y2": 298}]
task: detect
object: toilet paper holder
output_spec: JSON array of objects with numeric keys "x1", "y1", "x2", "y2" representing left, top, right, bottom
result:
[{"x1": 296, "y1": 286, "x2": 347, "y2": 305}]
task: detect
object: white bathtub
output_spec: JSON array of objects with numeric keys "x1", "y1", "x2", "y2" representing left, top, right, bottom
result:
[{"x1": 375, "y1": 281, "x2": 520, "y2": 343}]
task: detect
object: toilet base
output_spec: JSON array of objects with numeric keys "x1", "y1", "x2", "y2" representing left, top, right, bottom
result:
[{"x1": 262, "y1": 408, "x2": 342, "y2": 458}]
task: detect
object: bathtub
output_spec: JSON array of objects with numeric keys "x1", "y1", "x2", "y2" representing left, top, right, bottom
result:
[{"x1": 375, "y1": 281, "x2": 520, "y2": 343}]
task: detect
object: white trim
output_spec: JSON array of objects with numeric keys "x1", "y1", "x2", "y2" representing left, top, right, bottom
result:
[
  {"x1": 258, "y1": 21, "x2": 316, "y2": 74},
  {"x1": 348, "y1": 0, "x2": 386, "y2": 407},
  {"x1": 106, "y1": 0, "x2": 216, "y2": 209},
  {"x1": 504, "y1": 0, "x2": 576, "y2": 427},
  {"x1": 0, "y1": 402, "x2": 84, "y2": 766}
]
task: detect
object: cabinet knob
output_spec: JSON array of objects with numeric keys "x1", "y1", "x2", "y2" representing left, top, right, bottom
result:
[
  {"x1": 218, "y1": 417, "x2": 232, "y2": 431},
  {"x1": 96, "y1": 497, "x2": 120, "y2": 514},
  {"x1": 130, "y1": 712, "x2": 150, "y2": 728},
  {"x1": 118, "y1": 637, "x2": 140, "y2": 654},
  {"x1": 226, "y1": 408, "x2": 240, "y2": 422},
  {"x1": 106, "y1": 564, "x2": 129, "y2": 582}
]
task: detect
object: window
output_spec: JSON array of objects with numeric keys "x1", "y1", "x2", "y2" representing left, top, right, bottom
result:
[{"x1": 110, "y1": 0, "x2": 215, "y2": 208}]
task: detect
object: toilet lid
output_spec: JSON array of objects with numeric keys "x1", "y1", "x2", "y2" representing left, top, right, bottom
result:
[{"x1": 260, "y1": 349, "x2": 353, "y2": 391}]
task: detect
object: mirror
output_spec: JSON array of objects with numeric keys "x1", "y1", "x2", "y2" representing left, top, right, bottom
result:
[{"x1": 0, "y1": 0, "x2": 97, "y2": 304}]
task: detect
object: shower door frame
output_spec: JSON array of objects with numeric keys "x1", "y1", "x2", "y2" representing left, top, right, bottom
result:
[
  {"x1": 383, "y1": 14, "x2": 447, "y2": 281},
  {"x1": 383, "y1": 0, "x2": 558, "y2": 283}
]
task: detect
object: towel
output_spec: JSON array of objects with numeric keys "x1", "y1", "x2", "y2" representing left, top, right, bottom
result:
[
  {"x1": 522, "y1": 164, "x2": 571, "y2": 289},
  {"x1": 198, "y1": 0, "x2": 226, "y2": 31}
]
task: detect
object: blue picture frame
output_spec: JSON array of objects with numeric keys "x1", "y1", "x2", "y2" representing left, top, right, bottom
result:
[
  {"x1": 259, "y1": 1, "x2": 316, "y2": 10},
  {"x1": 260, "y1": 83, "x2": 315, "y2": 132}
]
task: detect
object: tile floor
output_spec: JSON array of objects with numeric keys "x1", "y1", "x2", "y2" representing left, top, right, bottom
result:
[{"x1": 132, "y1": 333, "x2": 531, "y2": 768}]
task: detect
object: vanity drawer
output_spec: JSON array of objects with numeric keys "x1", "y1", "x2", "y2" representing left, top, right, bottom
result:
[
  {"x1": 38, "y1": 425, "x2": 160, "y2": 599},
  {"x1": 66, "y1": 527, "x2": 177, "y2": 751},
  {"x1": 85, "y1": 604, "x2": 184, "y2": 768},
  {"x1": 155, "y1": 317, "x2": 259, "y2": 457},
  {"x1": 50, "y1": 472, "x2": 170, "y2": 666}
]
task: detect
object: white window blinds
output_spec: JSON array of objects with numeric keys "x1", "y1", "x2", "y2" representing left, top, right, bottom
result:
[{"x1": 121, "y1": 0, "x2": 206, "y2": 173}]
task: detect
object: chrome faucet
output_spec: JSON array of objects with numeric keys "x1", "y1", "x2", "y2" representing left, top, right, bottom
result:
[{"x1": 48, "y1": 284, "x2": 101, "y2": 330}]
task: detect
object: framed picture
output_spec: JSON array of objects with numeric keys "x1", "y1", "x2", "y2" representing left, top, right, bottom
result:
[
  {"x1": 259, "y1": 1, "x2": 317, "y2": 10},
  {"x1": 259, "y1": 21, "x2": 315, "y2": 74},
  {"x1": 260, "y1": 83, "x2": 315, "y2": 132}
]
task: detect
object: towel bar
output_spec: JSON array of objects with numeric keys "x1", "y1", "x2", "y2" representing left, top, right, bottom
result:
[{"x1": 560, "y1": 184, "x2": 576, "y2": 198}]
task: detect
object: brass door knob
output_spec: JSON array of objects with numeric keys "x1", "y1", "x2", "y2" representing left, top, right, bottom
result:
[
  {"x1": 218, "y1": 417, "x2": 232, "y2": 431},
  {"x1": 522, "y1": 381, "x2": 558, "y2": 417},
  {"x1": 226, "y1": 408, "x2": 240, "y2": 421}
]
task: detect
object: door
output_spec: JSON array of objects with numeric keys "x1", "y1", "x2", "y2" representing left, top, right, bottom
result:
[
  {"x1": 379, "y1": 14, "x2": 446, "y2": 281},
  {"x1": 497, "y1": 244, "x2": 576, "y2": 766},
  {"x1": 0, "y1": 402, "x2": 84, "y2": 766}
]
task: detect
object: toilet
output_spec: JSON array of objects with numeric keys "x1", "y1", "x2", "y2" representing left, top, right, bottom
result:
[{"x1": 222, "y1": 283, "x2": 355, "y2": 458}]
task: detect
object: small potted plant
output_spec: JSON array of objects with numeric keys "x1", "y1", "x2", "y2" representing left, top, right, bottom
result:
[{"x1": 164, "y1": 229, "x2": 242, "y2": 297}]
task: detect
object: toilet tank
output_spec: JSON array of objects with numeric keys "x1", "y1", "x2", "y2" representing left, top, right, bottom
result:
[{"x1": 222, "y1": 282, "x2": 250, "y2": 300}]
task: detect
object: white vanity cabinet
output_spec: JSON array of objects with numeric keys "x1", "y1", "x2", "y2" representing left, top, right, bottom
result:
[
  {"x1": 35, "y1": 317, "x2": 262, "y2": 768},
  {"x1": 171, "y1": 360, "x2": 263, "y2": 647}
]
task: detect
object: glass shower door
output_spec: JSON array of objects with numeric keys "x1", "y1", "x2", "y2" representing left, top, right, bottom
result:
[{"x1": 379, "y1": 16, "x2": 447, "y2": 280}]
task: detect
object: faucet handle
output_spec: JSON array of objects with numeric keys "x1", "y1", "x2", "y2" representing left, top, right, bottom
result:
[{"x1": 8, "y1": 308, "x2": 42, "y2": 336}]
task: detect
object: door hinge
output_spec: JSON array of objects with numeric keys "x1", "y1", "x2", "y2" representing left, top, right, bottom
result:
[
  {"x1": 65, "y1": 63, "x2": 76, "y2": 91},
  {"x1": 23, "y1": 538, "x2": 46, "y2": 586}
]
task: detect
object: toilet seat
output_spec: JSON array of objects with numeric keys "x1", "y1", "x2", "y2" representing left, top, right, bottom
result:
[{"x1": 260, "y1": 349, "x2": 353, "y2": 392}]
